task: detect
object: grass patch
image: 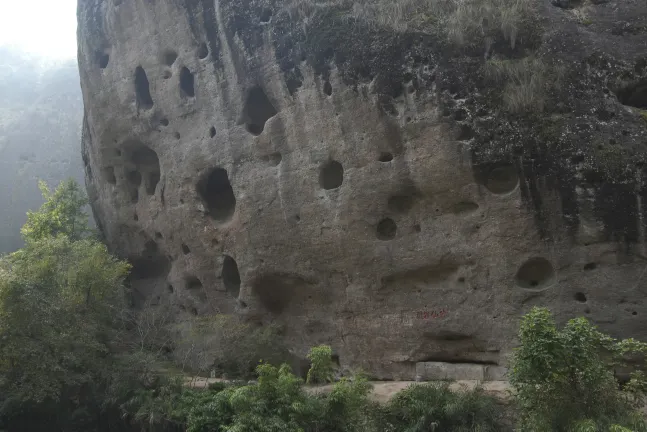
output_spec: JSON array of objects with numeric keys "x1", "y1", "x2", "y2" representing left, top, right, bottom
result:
[
  {"x1": 484, "y1": 56, "x2": 558, "y2": 113},
  {"x1": 284, "y1": 0, "x2": 538, "y2": 49}
]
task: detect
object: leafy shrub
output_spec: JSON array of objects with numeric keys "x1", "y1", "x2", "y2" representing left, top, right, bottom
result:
[
  {"x1": 509, "y1": 307, "x2": 647, "y2": 432},
  {"x1": 121, "y1": 374, "x2": 236, "y2": 432},
  {"x1": 306, "y1": 344, "x2": 335, "y2": 384},
  {"x1": 382, "y1": 382, "x2": 502, "y2": 432},
  {"x1": 318, "y1": 374, "x2": 377, "y2": 432},
  {"x1": 227, "y1": 363, "x2": 316, "y2": 432}
]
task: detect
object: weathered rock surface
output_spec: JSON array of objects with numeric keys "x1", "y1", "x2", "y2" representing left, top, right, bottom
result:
[{"x1": 78, "y1": 0, "x2": 647, "y2": 379}]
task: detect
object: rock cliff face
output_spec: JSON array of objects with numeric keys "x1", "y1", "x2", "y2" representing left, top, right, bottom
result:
[{"x1": 78, "y1": 0, "x2": 647, "y2": 378}]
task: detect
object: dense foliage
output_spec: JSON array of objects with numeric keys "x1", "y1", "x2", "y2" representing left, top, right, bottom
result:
[
  {"x1": 509, "y1": 307, "x2": 647, "y2": 432},
  {"x1": 306, "y1": 344, "x2": 335, "y2": 384},
  {"x1": 124, "y1": 361, "x2": 502, "y2": 432},
  {"x1": 383, "y1": 383, "x2": 502, "y2": 432},
  {"x1": 0, "y1": 179, "x2": 134, "y2": 431}
]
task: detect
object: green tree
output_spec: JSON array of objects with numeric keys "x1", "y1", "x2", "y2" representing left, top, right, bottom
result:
[
  {"x1": 0, "y1": 180, "x2": 131, "y2": 430},
  {"x1": 306, "y1": 344, "x2": 335, "y2": 384},
  {"x1": 21, "y1": 178, "x2": 90, "y2": 243},
  {"x1": 509, "y1": 307, "x2": 647, "y2": 432}
]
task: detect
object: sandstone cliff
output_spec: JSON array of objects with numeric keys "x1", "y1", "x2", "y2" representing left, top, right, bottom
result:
[{"x1": 78, "y1": 0, "x2": 647, "y2": 378}]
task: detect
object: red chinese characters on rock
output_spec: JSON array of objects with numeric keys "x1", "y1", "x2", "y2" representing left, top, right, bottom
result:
[{"x1": 415, "y1": 309, "x2": 448, "y2": 320}]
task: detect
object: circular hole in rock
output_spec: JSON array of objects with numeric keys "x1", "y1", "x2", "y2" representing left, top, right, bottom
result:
[
  {"x1": 515, "y1": 257, "x2": 555, "y2": 290},
  {"x1": 197, "y1": 43, "x2": 209, "y2": 60},
  {"x1": 197, "y1": 167, "x2": 237, "y2": 223},
  {"x1": 247, "y1": 124, "x2": 263, "y2": 135},
  {"x1": 191, "y1": 307, "x2": 198, "y2": 316},
  {"x1": 127, "y1": 142, "x2": 160, "y2": 196},
  {"x1": 632, "y1": 311, "x2": 638, "y2": 316},
  {"x1": 167, "y1": 284, "x2": 174, "y2": 293},
  {"x1": 222, "y1": 255, "x2": 241, "y2": 298},
  {"x1": 574, "y1": 292, "x2": 587, "y2": 303},
  {"x1": 209, "y1": 126, "x2": 216, "y2": 138},
  {"x1": 134, "y1": 66, "x2": 154, "y2": 109},
  {"x1": 244, "y1": 87, "x2": 277, "y2": 136},
  {"x1": 181, "y1": 244, "x2": 190, "y2": 255},
  {"x1": 583, "y1": 262, "x2": 597, "y2": 271},
  {"x1": 179, "y1": 67, "x2": 195, "y2": 97},
  {"x1": 155, "y1": 232, "x2": 163, "y2": 239},
  {"x1": 162, "y1": 50, "x2": 178, "y2": 66},
  {"x1": 323, "y1": 81, "x2": 332, "y2": 96},
  {"x1": 376, "y1": 218, "x2": 397, "y2": 240},
  {"x1": 378, "y1": 152, "x2": 393, "y2": 162},
  {"x1": 260, "y1": 8, "x2": 273, "y2": 22},
  {"x1": 160, "y1": 118, "x2": 169, "y2": 127},
  {"x1": 97, "y1": 52, "x2": 110, "y2": 69},
  {"x1": 162, "y1": 70, "x2": 172, "y2": 79},
  {"x1": 319, "y1": 160, "x2": 343, "y2": 190},
  {"x1": 174, "y1": 132, "x2": 181, "y2": 139},
  {"x1": 186, "y1": 276, "x2": 203, "y2": 290},
  {"x1": 485, "y1": 164, "x2": 519, "y2": 194}
]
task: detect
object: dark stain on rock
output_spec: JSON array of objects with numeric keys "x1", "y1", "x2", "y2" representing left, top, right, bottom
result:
[{"x1": 185, "y1": 0, "x2": 223, "y2": 70}]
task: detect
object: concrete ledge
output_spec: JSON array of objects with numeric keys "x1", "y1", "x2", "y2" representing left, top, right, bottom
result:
[
  {"x1": 415, "y1": 362, "x2": 507, "y2": 382},
  {"x1": 484, "y1": 365, "x2": 508, "y2": 381}
]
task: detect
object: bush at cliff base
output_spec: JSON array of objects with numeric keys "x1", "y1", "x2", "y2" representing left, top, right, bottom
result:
[{"x1": 509, "y1": 306, "x2": 647, "y2": 432}]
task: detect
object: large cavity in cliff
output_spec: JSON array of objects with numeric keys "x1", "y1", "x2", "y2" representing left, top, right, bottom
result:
[
  {"x1": 243, "y1": 87, "x2": 277, "y2": 135},
  {"x1": 134, "y1": 66, "x2": 153, "y2": 109},
  {"x1": 615, "y1": 78, "x2": 647, "y2": 109},
  {"x1": 197, "y1": 167, "x2": 236, "y2": 223}
]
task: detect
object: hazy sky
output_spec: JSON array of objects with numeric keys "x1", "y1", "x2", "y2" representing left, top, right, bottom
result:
[{"x1": 0, "y1": 0, "x2": 78, "y2": 59}]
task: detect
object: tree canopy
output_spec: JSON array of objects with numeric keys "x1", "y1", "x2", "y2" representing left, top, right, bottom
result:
[
  {"x1": 0, "y1": 179, "x2": 132, "y2": 431},
  {"x1": 20, "y1": 179, "x2": 90, "y2": 243}
]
